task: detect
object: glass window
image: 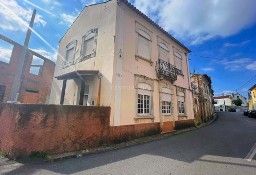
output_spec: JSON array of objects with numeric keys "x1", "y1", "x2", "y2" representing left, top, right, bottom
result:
[
  {"x1": 178, "y1": 96, "x2": 185, "y2": 114},
  {"x1": 137, "y1": 94, "x2": 150, "y2": 114},
  {"x1": 162, "y1": 101, "x2": 171, "y2": 114}
]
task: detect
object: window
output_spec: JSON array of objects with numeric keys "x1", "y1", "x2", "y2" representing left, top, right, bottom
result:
[
  {"x1": 81, "y1": 29, "x2": 98, "y2": 61},
  {"x1": 174, "y1": 50, "x2": 182, "y2": 74},
  {"x1": 83, "y1": 84, "x2": 89, "y2": 106},
  {"x1": 137, "y1": 83, "x2": 152, "y2": 115},
  {"x1": 158, "y1": 42, "x2": 169, "y2": 62},
  {"x1": 136, "y1": 23, "x2": 152, "y2": 60},
  {"x1": 29, "y1": 55, "x2": 44, "y2": 75},
  {"x1": 177, "y1": 87, "x2": 185, "y2": 115},
  {"x1": 178, "y1": 96, "x2": 185, "y2": 114},
  {"x1": 162, "y1": 101, "x2": 171, "y2": 114},
  {"x1": 160, "y1": 87, "x2": 173, "y2": 115},
  {"x1": 64, "y1": 40, "x2": 77, "y2": 66},
  {"x1": 0, "y1": 39, "x2": 14, "y2": 64}
]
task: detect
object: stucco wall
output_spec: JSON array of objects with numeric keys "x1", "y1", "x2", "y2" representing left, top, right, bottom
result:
[
  {"x1": 114, "y1": 2, "x2": 194, "y2": 125},
  {"x1": 49, "y1": 0, "x2": 117, "y2": 107},
  {"x1": 0, "y1": 103, "x2": 161, "y2": 158}
]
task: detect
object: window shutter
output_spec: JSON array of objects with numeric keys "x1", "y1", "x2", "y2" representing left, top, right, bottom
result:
[
  {"x1": 138, "y1": 35, "x2": 150, "y2": 59},
  {"x1": 178, "y1": 96, "x2": 185, "y2": 102},
  {"x1": 161, "y1": 93, "x2": 172, "y2": 102}
]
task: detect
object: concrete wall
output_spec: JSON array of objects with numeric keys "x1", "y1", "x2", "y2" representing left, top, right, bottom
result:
[
  {"x1": 0, "y1": 103, "x2": 160, "y2": 158},
  {"x1": 0, "y1": 34, "x2": 55, "y2": 104}
]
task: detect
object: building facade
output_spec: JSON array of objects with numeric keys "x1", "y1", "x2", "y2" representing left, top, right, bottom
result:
[
  {"x1": 249, "y1": 84, "x2": 256, "y2": 110},
  {"x1": 191, "y1": 74, "x2": 214, "y2": 124},
  {"x1": 213, "y1": 95, "x2": 233, "y2": 111},
  {"x1": 49, "y1": 0, "x2": 194, "y2": 130},
  {"x1": 0, "y1": 34, "x2": 55, "y2": 104}
]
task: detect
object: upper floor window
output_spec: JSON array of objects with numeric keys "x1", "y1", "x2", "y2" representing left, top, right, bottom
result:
[
  {"x1": 81, "y1": 28, "x2": 98, "y2": 61},
  {"x1": 136, "y1": 22, "x2": 152, "y2": 61},
  {"x1": 174, "y1": 49, "x2": 182, "y2": 74},
  {"x1": 0, "y1": 39, "x2": 14, "y2": 64},
  {"x1": 158, "y1": 41, "x2": 169, "y2": 63},
  {"x1": 65, "y1": 40, "x2": 77, "y2": 66}
]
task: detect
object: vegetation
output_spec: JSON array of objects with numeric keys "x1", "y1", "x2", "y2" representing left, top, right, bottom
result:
[
  {"x1": 29, "y1": 151, "x2": 47, "y2": 158},
  {"x1": 232, "y1": 98, "x2": 242, "y2": 106},
  {"x1": 0, "y1": 152, "x2": 9, "y2": 158}
]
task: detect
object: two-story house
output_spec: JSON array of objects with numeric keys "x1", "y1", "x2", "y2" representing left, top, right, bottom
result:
[
  {"x1": 191, "y1": 74, "x2": 214, "y2": 124},
  {"x1": 49, "y1": 0, "x2": 194, "y2": 132},
  {"x1": 249, "y1": 84, "x2": 256, "y2": 110}
]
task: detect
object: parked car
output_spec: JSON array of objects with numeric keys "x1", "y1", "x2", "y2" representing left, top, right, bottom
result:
[
  {"x1": 248, "y1": 110, "x2": 256, "y2": 118},
  {"x1": 244, "y1": 110, "x2": 250, "y2": 116}
]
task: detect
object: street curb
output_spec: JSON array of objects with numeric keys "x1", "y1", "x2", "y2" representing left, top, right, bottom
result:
[{"x1": 46, "y1": 114, "x2": 218, "y2": 162}]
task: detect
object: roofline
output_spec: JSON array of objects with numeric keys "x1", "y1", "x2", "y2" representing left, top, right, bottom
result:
[
  {"x1": 119, "y1": 0, "x2": 191, "y2": 53},
  {"x1": 249, "y1": 84, "x2": 256, "y2": 91},
  {"x1": 59, "y1": 0, "x2": 191, "y2": 53},
  {"x1": 59, "y1": 0, "x2": 112, "y2": 43}
]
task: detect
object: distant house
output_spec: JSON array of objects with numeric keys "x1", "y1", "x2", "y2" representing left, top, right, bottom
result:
[
  {"x1": 249, "y1": 84, "x2": 256, "y2": 110},
  {"x1": 213, "y1": 95, "x2": 233, "y2": 111},
  {"x1": 191, "y1": 74, "x2": 214, "y2": 124},
  {"x1": 0, "y1": 34, "x2": 55, "y2": 104},
  {"x1": 49, "y1": 0, "x2": 194, "y2": 130}
]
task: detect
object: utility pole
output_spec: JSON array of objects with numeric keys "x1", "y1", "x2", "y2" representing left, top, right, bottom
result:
[{"x1": 9, "y1": 9, "x2": 36, "y2": 101}]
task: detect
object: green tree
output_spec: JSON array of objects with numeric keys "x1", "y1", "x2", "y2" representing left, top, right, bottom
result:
[{"x1": 232, "y1": 98, "x2": 242, "y2": 106}]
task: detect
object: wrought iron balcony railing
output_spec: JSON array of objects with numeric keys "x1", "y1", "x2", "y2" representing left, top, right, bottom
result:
[{"x1": 156, "y1": 59, "x2": 177, "y2": 82}]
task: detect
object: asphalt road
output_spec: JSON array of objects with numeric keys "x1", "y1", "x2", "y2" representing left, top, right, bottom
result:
[{"x1": 1, "y1": 112, "x2": 256, "y2": 175}]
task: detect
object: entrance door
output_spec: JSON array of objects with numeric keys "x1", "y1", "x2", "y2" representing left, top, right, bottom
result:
[
  {"x1": 79, "y1": 82, "x2": 90, "y2": 106},
  {"x1": 0, "y1": 85, "x2": 6, "y2": 102}
]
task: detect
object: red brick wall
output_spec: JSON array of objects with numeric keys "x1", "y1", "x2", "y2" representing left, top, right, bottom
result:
[
  {"x1": 175, "y1": 119, "x2": 195, "y2": 130},
  {"x1": 0, "y1": 35, "x2": 55, "y2": 104},
  {"x1": 0, "y1": 103, "x2": 160, "y2": 158}
]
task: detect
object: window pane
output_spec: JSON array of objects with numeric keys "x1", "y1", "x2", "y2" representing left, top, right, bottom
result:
[
  {"x1": 66, "y1": 47, "x2": 74, "y2": 62},
  {"x1": 83, "y1": 37, "x2": 94, "y2": 56},
  {"x1": 138, "y1": 35, "x2": 150, "y2": 59},
  {"x1": 159, "y1": 46, "x2": 169, "y2": 62},
  {"x1": 175, "y1": 56, "x2": 182, "y2": 70}
]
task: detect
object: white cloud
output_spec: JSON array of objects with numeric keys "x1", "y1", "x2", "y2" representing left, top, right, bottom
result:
[
  {"x1": 224, "y1": 40, "x2": 250, "y2": 47},
  {"x1": 0, "y1": 45, "x2": 13, "y2": 63},
  {"x1": 132, "y1": 0, "x2": 256, "y2": 45},
  {"x1": 218, "y1": 58, "x2": 255, "y2": 71},
  {"x1": 31, "y1": 48, "x2": 57, "y2": 62},
  {"x1": 60, "y1": 12, "x2": 79, "y2": 26},
  {"x1": 201, "y1": 67, "x2": 214, "y2": 72},
  {"x1": 42, "y1": 0, "x2": 61, "y2": 7},
  {"x1": 246, "y1": 61, "x2": 256, "y2": 71},
  {"x1": 0, "y1": 0, "x2": 46, "y2": 32}
]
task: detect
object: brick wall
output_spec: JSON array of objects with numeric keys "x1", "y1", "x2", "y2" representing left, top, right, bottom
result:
[
  {"x1": 0, "y1": 103, "x2": 160, "y2": 158},
  {"x1": 0, "y1": 34, "x2": 55, "y2": 104}
]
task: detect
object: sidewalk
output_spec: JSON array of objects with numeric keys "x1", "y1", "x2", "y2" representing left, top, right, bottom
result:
[{"x1": 47, "y1": 113, "x2": 218, "y2": 162}]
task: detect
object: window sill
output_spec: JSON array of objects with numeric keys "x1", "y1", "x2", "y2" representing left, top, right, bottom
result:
[
  {"x1": 80, "y1": 53, "x2": 95, "y2": 62},
  {"x1": 135, "y1": 55, "x2": 153, "y2": 65},
  {"x1": 178, "y1": 114, "x2": 187, "y2": 117},
  {"x1": 135, "y1": 115, "x2": 155, "y2": 119},
  {"x1": 62, "y1": 62, "x2": 73, "y2": 69}
]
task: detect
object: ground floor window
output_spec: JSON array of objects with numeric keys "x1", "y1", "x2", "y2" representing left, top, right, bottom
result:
[
  {"x1": 162, "y1": 101, "x2": 171, "y2": 114},
  {"x1": 137, "y1": 82, "x2": 152, "y2": 115},
  {"x1": 138, "y1": 94, "x2": 150, "y2": 114},
  {"x1": 178, "y1": 101, "x2": 185, "y2": 114}
]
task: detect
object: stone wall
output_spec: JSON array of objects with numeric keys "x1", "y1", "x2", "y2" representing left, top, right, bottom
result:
[{"x1": 0, "y1": 103, "x2": 160, "y2": 158}]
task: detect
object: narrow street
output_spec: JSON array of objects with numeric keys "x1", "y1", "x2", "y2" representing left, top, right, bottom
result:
[{"x1": 1, "y1": 112, "x2": 256, "y2": 175}]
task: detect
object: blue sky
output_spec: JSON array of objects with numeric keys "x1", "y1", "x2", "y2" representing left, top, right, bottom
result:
[{"x1": 0, "y1": 0, "x2": 256, "y2": 98}]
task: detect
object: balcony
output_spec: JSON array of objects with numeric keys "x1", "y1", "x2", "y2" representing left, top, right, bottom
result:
[{"x1": 156, "y1": 59, "x2": 177, "y2": 82}]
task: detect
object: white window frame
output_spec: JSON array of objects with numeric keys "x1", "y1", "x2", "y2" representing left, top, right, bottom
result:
[
  {"x1": 135, "y1": 22, "x2": 152, "y2": 61},
  {"x1": 160, "y1": 87, "x2": 173, "y2": 115},
  {"x1": 177, "y1": 87, "x2": 186, "y2": 115},
  {"x1": 64, "y1": 40, "x2": 77, "y2": 67},
  {"x1": 137, "y1": 83, "x2": 152, "y2": 116},
  {"x1": 81, "y1": 28, "x2": 98, "y2": 61}
]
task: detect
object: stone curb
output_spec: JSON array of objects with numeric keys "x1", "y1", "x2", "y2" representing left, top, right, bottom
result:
[{"x1": 47, "y1": 114, "x2": 218, "y2": 162}]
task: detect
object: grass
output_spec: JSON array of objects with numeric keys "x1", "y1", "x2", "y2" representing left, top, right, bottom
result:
[{"x1": 29, "y1": 151, "x2": 47, "y2": 158}]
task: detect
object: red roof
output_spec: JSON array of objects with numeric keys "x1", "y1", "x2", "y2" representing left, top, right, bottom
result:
[{"x1": 213, "y1": 95, "x2": 232, "y2": 99}]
